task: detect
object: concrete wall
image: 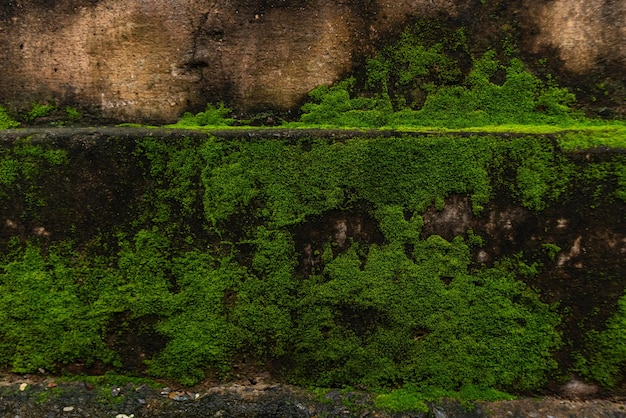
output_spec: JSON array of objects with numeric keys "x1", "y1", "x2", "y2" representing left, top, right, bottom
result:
[{"x1": 0, "y1": 0, "x2": 624, "y2": 122}]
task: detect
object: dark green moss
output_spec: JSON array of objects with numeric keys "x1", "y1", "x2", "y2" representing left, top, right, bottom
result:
[{"x1": 0, "y1": 139, "x2": 69, "y2": 220}]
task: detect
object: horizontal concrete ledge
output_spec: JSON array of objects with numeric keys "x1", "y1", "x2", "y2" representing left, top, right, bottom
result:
[
  {"x1": 0, "y1": 126, "x2": 565, "y2": 141},
  {"x1": 1, "y1": 128, "x2": 624, "y2": 160}
]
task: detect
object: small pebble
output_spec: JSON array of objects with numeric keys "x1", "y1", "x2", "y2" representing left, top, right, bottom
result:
[
  {"x1": 433, "y1": 407, "x2": 447, "y2": 418},
  {"x1": 47, "y1": 382, "x2": 57, "y2": 388},
  {"x1": 168, "y1": 391, "x2": 189, "y2": 401},
  {"x1": 63, "y1": 406, "x2": 75, "y2": 412},
  {"x1": 19, "y1": 383, "x2": 27, "y2": 391}
]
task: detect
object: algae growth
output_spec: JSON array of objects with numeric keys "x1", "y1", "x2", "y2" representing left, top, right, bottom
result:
[{"x1": 0, "y1": 132, "x2": 624, "y2": 398}]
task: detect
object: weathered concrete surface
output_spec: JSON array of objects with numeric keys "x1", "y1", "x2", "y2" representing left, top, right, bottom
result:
[
  {"x1": 0, "y1": 0, "x2": 624, "y2": 122},
  {"x1": 525, "y1": 0, "x2": 626, "y2": 74}
]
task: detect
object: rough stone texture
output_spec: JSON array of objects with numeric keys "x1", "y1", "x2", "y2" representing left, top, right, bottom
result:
[
  {"x1": 0, "y1": 0, "x2": 208, "y2": 122},
  {"x1": 2, "y1": 373, "x2": 626, "y2": 417},
  {"x1": 525, "y1": 0, "x2": 626, "y2": 74},
  {"x1": 0, "y1": 0, "x2": 624, "y2": 122}
]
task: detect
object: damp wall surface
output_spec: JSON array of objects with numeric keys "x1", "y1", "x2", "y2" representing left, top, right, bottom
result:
[
  {"x1": 0, "y1": 0, "x2": 624, "y2": 122},
  {"x1": 0, "y1": 128, "x2": 625, "y2": 394}
]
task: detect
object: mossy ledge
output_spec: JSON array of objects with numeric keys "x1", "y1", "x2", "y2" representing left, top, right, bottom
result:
[{"x1": 0, "y1": 128, "x2": 625, "y2": 408}]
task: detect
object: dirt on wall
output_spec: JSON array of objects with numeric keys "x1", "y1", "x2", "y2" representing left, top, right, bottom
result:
[{"x1": 0, "y1": 0, "x2": 624, "y2": 122}]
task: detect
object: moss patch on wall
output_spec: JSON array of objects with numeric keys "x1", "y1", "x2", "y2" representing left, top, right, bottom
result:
[
  {"x1": 0, "y1": 106, "x2": 20, "y2": 129},
  {"x1": 0, "y1": 132, "x2": 624, "y2": 400}
]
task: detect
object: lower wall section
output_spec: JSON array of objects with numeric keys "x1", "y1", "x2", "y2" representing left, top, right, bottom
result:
[{"x1": 0, "y1": 128, "x2": 625, "y2": 394}]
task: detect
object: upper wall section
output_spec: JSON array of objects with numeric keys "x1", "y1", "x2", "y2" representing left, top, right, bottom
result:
[{"x1": 0, "y1": 0, "x2": 624, "y2": 123}]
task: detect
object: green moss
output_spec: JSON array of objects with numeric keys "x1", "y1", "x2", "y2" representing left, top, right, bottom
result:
[
  {"x1": 374, "y1": 384, "x2": 514, "y2": 413},
  {"x1": 0, "y1": 106, "x2": 20, "y2": 129},
  {"x1": 374, "y1": 388, "x2": 429, "y2": 413},
  {"x1": 172, "y1": 103, "x2": 234, "y2": 128},
  {"x1": 156, "y1": 135, "x2": 567, "y2": 388},
  {"x1": 557, "y1": 124, "x2": 626, "y2": 150},
  {"x1": 34, "y1": 386, "x2": 63, "y2": 404},
  {"x1": 27, "y1": 103, "x2": 56, "y2": 121},
  {"x1": 146, "y1": 251, "x2": 241, "y2": 384},
  {"x1": 2, "y1": 131, "x2": 622, "y2": 394},
  {"x1": 375, "y1": 205, "x2": 423, "y2": 244},
  {"x1": 300, "y1": 78, "x2": 393, "y2": 128},
  {"x1": 135, "y1": 137, "x2": 206, "y2": 229},
  {"x1": 0, "y1": 157, "x2": 20, "y2": 186},
  {"x1": 616, "y1": 161, "x2": 626, "y2": 203},
  {"x1": 0, "y1": 139, "x2": 68, "y2": 182},
  {"x1": 200, "y1": 135, "x2": 500, "y2": 228},
  {"x1": 172, "y1": 22, "x2": 582, "y2": 130},
  {"x1": 572, "y1": 157, "x2": 626, "y2": 207},
  {"x1": 0, "y1": 246, "x2": 117, "y2": 372},
  {"x1": 292, "y1": 26, "x2": 579, "y2": 129},
  {"x1": 0, "y1": 139, "x2": 69, "y2": 211},
  {"x1": 176, "y1": 136, "x2": 568, "y2": 389},
  {"x1": 65, "y1": 106, "x2": 81, "y2": 122},
  {"x1": 505, "y1": 137, "x2": 574, "y2": 211},
  {"x1": 575, "y1": 294, "x2": 626, "y2": 387},
  {"x1": 541, "y1": 243, "x2": 561, "y2": 261},
  {"x1": 117, "y1": 123, "x2": 149, "y2": 128}
]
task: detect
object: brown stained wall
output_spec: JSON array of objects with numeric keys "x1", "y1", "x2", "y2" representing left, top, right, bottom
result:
[
  {"x1": 0, "y1": 0, "x2": 624, "y2": 123},
  {"x1": 0, "y1": 0, "x2": 207, "y2": 122},
  {"x1": 524, "y1": 0, "x2": 626, "y2": 74}
]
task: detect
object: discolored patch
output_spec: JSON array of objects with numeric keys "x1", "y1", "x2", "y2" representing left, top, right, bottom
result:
[{"x1": 293, "y1": 204, "x2": 384, "y2": 276}]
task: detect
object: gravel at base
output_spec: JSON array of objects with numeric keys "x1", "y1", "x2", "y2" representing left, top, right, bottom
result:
[{"x1": 2, "y1": 376, "x2": 626, "y2": 418}]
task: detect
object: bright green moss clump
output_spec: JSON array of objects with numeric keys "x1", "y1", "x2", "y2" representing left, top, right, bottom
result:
[
  {"x1": 299, "y1": 51, "x2": 577, "y2": 129},
  {"x1": 172, "y1": 103, "x2": 234, "y2": 128},
  {"x1": 27, "y1": 103, "x2": 56, "y2": 121}
]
